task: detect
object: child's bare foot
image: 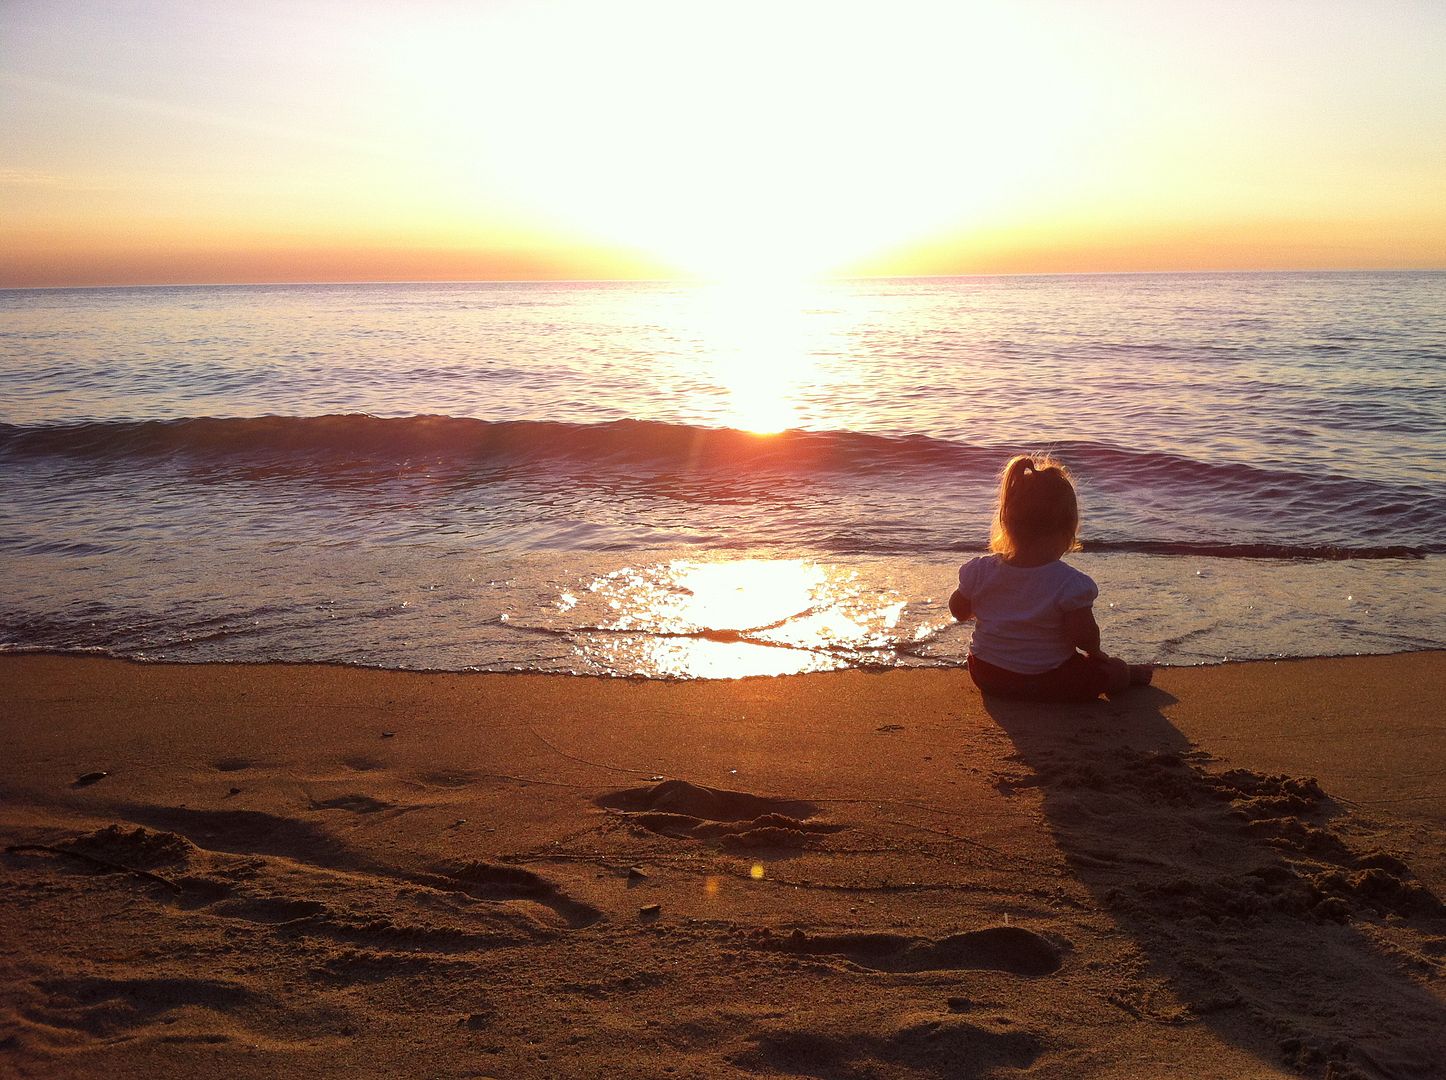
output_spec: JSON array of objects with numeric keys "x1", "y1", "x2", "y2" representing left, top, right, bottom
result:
[{"x1": 1129, "y1": 663, "x2": 1154, "y2": 686}]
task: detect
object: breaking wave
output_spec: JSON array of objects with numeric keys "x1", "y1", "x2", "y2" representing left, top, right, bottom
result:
[{"x1": 3, "y1": 414, "x2": 1441, "y2": 557}]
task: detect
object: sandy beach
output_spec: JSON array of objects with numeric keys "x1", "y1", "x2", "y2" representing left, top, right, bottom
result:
[{"x1": 2, "y1": 652, "x2": 1443, "y2": 1079}]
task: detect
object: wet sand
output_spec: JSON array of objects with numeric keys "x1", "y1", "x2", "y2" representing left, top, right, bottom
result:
[{"x1": 2, "y1": 652, "x2": 1443, "y2": 1078}]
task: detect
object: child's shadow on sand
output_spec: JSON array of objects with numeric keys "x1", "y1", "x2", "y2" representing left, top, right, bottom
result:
[{"x1": 982, "y1": 686, "x2": 1445, "y2": 1079}]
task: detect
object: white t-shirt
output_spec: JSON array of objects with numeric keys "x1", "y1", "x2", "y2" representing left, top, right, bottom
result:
[{"x1": 956, "y1": 554, "x2": 1099, "y2": 674}]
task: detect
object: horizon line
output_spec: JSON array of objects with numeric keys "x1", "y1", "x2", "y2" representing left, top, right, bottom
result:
[{"x1": 4, "y1": 266, "x2": 1445, "y2": 292}]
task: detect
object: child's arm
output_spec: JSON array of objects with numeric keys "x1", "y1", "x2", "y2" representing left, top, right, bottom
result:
[
  {"x1": 1062, "y1": 605, "x2": 1108, "y2": 660},
  {"x1": 1064, "y1": 605, "x2": 1147, "y2": 690},
  {"x1": 948, "y1": 589, "x2": 972, "y2": 622}
]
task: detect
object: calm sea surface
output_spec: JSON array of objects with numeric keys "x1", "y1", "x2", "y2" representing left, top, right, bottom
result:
[{"x1": 2, "y1": 272, "x2": 1443, "y2": 676}]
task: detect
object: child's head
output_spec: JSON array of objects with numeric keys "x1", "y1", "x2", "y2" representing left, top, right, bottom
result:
[{"x1": 989, "y1": 454, "x2": 1081, "y2": 561}]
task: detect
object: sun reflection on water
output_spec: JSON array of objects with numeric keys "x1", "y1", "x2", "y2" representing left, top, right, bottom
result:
[
  {"x1": 562, "y1": 557, "x2": 911, "y2": 678},
  {"x1": 686, "y1": 280, "x2": 855, "y2": 434}
]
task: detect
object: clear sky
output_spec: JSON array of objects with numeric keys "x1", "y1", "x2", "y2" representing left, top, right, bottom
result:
[{"x1": 2, "y1": 0, "x2": 1444, "y2": 286}]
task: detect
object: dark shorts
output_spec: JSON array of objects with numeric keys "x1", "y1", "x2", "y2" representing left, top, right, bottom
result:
[{"x1": 967, "y1": 652, "x2": 1112, "y2": 703}]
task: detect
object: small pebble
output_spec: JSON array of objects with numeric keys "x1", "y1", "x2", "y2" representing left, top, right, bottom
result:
[
  {"x1": 627, "y1": 866, "x2": 648, "y2": 882},
  {"x1": 74, "y1": 771, "x2": 108, "y2": 786},
  {"x1": 227, "y1": 787, "x2": 241, "y2": 796},
  {"x1": 947, "y1": 997, "x2": 972, "y2": 1013},
  {"x1": 381, "y1": 731, "x2": 396, "y2": 738},
  {"x1": 639, "y1": 903, "x2": 661, "y2": 918}
]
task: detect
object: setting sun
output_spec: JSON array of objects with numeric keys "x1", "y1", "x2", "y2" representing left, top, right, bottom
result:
[
  {"x1": 382, "y1": 1, "x2": 1120, "y2": 280},
  {"x1": 4, "y1": 1, "x2": 1442, "y2": 286}
]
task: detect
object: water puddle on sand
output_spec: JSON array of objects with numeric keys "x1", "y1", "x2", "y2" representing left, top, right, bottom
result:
[{"x1": 536, "y1": 558, "x2": 940, "y2": 679}]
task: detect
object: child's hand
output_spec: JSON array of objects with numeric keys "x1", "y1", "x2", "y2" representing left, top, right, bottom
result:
[{"x1": 1062, "y1": 606, "x2": 1104, "y2": 657}]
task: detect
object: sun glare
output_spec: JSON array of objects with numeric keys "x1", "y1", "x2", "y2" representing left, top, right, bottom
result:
[
  {"x1": 688, "y1": 279, "x2": 845, "y2": 433},
  {"x1": 383, "y1": 1, "x2": 1102, "y2": 280},
  {"x1": 563, "y1": 559, "x2": 908, "y2": 678},
  {"x1": 8, "y1": 2, "x2": 1445, "y2": 285}
]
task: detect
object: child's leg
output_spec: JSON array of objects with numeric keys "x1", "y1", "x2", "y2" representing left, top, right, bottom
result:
[{"x1": 1103, "y1": 656, "x2": 1131, "y2": 694}]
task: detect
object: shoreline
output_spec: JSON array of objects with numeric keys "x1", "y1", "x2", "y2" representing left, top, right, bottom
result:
[
  {"x1": 8, "y1": 550, "x2": 1443, "y2": 678},
  {"x1": 3, "y1": 640, "x2": 1443, "y2": 679},
  {"x1": 5, "y1": 549, "x2": 1440, "y2": 685},
  {"x1": 3, "y1": 651, "x2": 1442, "y2": 1077}
]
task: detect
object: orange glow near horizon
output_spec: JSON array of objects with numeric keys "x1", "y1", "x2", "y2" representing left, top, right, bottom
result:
[{"x1": 2, "y1": 1, "x2": 1444, "y2": 287}]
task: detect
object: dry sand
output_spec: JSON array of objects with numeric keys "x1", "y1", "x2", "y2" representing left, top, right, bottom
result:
[{"x1": 1, "y1": 652, "x2": 1443, "y2": 1079}]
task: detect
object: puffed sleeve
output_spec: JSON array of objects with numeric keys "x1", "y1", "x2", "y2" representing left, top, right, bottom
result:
[
  {"x1": 1057, "y1": 567, "x2": 1099, "y2": 612},
  {"x1": 956, "y1": 557, "x2": 981, "y2": 598}
]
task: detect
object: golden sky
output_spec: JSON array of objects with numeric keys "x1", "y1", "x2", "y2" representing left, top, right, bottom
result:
[{"x1": 2, "y1": 0, "x2": 1444, "y2": 286}]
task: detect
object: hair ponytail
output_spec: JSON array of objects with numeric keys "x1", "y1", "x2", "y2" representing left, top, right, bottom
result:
[
  {"x1": 1003, "y1": 456, "x2": 1035, "y2": 490},
  {"x1": 989, "y1": 453, "x2": 1081, "y2": 560}
]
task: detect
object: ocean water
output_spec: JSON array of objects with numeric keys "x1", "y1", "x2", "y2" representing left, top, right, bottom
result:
[{"x1": 2, "y1": 272, "x2": 1443, "y2": 677}]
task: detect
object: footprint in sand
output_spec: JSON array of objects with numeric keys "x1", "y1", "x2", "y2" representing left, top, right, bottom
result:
[
  {"x1": 596, "y1": 779, "x2": 846, "y2": 851},
  {"x1": 116, "y1": 806, "x2": 352, "y2": 868},
  {"x1": 308, "y1": 794, "x2": 395, "y2": 814},
  {"x1": 412, "y1": 769, "x2": 484, "y2": 789},
  {"x1": 759, "y1": 925, "x2": 1066, "y2": 976},
  {"x1": 62, "y1": 824, "x2": 200, "y2": 868},
  {"x1": 25, "y1": 975, "x2": 257, "y2": 1037},
  {"x1": 206, "y1": 896, "x2": 330, "y2": 924},
  {"x1": 429, "y1": 861, "x2": 603, "y2": 928},
  {"x1": 734, "y1": 1013, "x2": 1042, "y2": 1076},
  {"x1": 18, "y1": 973, "x2": 338, "y2": 1049}
]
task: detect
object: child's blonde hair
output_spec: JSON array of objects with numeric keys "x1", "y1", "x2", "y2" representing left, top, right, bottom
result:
[{"x1": 989, "y1": 454, "x2": 1081, "y2": 561}]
